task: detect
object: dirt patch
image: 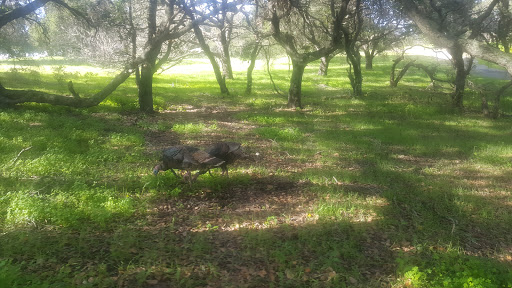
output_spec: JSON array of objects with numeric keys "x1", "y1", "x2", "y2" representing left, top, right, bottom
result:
[
  {"x1": 144, "y1": 130, "x2": 182, "y2": 153},
  {"x1": 151, "y1": 176, "x2": 315, "y2": 232}
]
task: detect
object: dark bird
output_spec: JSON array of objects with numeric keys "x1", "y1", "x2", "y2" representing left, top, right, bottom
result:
[
  {"x1": 204, "y1": 142, "x2": 244, "y2": 177},
  {"x1": 153, "y1": 145, "x2": 225, "y2": 181}
]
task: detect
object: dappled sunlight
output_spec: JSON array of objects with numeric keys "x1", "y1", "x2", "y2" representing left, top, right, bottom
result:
[
  {"x1": 0, "y1": 62, "x2": 118, "y2": 76},
  {"x1": 149, "y1": 177, "x2": 319, "y2": 233},
  {"x1": 160, "y1": 58, "x2": 260, "y2": 75},
  {"x1": 1, "y1": 54, "x2": 512, "y2": 286}
]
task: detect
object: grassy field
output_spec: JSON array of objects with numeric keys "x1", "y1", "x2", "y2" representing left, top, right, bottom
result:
[{"x1": 1, "y1": 55, "x2": 512, "y2": 287}]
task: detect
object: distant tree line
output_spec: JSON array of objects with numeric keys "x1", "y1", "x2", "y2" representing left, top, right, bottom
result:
[{"x1": 1, "y1": 0, "x2": 512, "y2": 114}]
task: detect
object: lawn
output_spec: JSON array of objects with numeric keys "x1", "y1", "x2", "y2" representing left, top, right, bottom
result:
[{"x1": 1, "y1": 55, "x2": 511, "y2": 287}]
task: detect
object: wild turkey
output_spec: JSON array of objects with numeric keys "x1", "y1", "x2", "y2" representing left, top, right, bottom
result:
[
  {"x1": 153, "y1": 145, "x2": 225, "y2": 181},
  {"x1": 204, "y1": 142, "x2": 244, "y2": 177}
]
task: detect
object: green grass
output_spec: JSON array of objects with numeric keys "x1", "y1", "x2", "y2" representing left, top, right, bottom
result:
[{"x1": 1, "y1": 55, "x2": 511, "y2": 287}]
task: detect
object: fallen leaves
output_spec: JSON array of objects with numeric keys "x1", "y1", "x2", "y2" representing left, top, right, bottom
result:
[
  {"x1": 319, "y1": 267, "x2": 337, "y2": 281},
  {"x1": 285, "y1": 269, "x2": 295, "y2": 279},
  {"x1": 257, "y1": 269, "x2": 267, "y2": 277}
]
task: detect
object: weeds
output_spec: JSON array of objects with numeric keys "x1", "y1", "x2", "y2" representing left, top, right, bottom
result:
[{"x1": 397, "y1": 251, "x2": 512, "y2": 287}]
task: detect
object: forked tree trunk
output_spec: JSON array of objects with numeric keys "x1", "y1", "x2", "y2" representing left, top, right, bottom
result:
[
  {"x1": 390, "y1": 57, "x2": 417, "y2": 87},
  {"x1": 245, "y1": 44, "x2": 261, "y2": 95},
  {"x1": 220, "y1": 29, "x2": 234, "y2": 80},
  {"x1": 318, "y1": 55, "x2": 334, "y2": 76},
  {"x1": 192, "y1": 23, "x2": 229, "y2": 94},
  {"x1": 346, "y1": 51, "x2": 363, "y2": 97},
  {"x1": 288, "y1": 60, "x2": 306, "y2": 109}
]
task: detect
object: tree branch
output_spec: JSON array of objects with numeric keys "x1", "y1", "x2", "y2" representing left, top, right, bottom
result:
[
  {"x1": 470, "y1": 0, "x2": 501, "y2": 38},
  {"x1": 0, "y1": 0, "x2": 50, "y2": 29},
  {"x1": 401, "y1": 1, "x2": 512, "y2": 76},
  {"x1": 51, "y1": 0, "x2": 94, "y2": 27},
  {"x1": 0, "y1": 0, "x2": 93, "y2": 29}
]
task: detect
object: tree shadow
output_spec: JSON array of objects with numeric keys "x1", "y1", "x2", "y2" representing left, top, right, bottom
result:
[
  {"x1": 2, "y1": 147, "x2": 512, "y2": 287},
  {"x1": 0, "y1": 175, "x2": 396, "y2": 287},
  {"x1": 2, "y1": 92, "x2": 512, "y2": 286}
]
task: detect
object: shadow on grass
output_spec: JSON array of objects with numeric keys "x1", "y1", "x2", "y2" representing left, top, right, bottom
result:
[
  {"x1": 1, "y1": 56, "x2": 512, "y2": 287},
  {"x1": 0, "y1": 172, "x2": 390, "y2": 287},
  {"x1": 1, "y1": 167, "x2": 511, "y2": 287}
]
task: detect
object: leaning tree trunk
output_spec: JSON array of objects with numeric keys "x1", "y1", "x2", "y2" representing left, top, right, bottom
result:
[
  {"x1": 288, "y1": 60, "x2": 306, "y2": 109},
  {"x1": 498, "y1": 0, "x2": 511, "y2": 53},
  {"x1": 390, "y1": 56, "x2": 417, "y2": 87},
  {"x1": 245, "y1": 44, "x2": 261, "y2": 95},
  {"x1": 0, "y1": 66, "x2": 134, "y2": 107},
  {"x1": 192, "y1": 23, "x2": 229, "y2": 94},
  {"x1": 220, "y1": 28, "x2": 234, "y2": 80}
]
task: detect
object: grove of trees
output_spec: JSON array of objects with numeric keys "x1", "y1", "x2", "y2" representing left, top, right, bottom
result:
[{"x1": 1, "y1": 0, "x2": 512, "y2": 114}]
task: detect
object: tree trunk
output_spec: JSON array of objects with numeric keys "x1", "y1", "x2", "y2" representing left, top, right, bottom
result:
[
  {"x1": 498, "y1": 0, "x2": 511, "y2": 53},
  {"x1": 219, "y1": 0, "x2": 234, "y2": 79},
  {"x1": 389, "y1": 57, "x2": 401, "y2": 87},
  {"x1": 288, "y1": 60, "x2": 306, "y2": 109},
  {"x1": 0, "y1": 0, "x2": 49, "y2": 29},
  {"x1": 390, "y1": 56, "x2": 417, "y2": 87},
  {"x1": 346, "y1": 51, "x2": 363, "y2": 97},
  {"x1": 138, "y1": 61, "x2": 155, "y2": 113},
  {"x1": 245, "y1": 44, "x2": 260, "y2": 95},
  {"x1": 269, "y1": 7, "x2": 339, "y2": 108},
  {"x1": 403, "y1": 5, "x2": 512, "y2": 76},
  {"x1": 220, "y1": 29, "x2": 234, "y2": 80},
  {"x1": 128, "y1": 0, "x2": 140, "y2": 87},
  {"x1": 449, "y1": 45, "x2": 467, "y2": 108},
  {"x1": 192, "y1": 23, "x2": 229, "y2": 94},
  {"x1": 364, "y1": 50, "x2": 374, "y2": 70},
  {"x1": 481, "y1": 93, "x2": 490, "y2": 117},
  {"x1": 352, "y1": 62, "x2": 363, "y2": 97},
  {"x1": 137, "y1": 0, "x2": 158, "y2": 113},
  {"x1": 492, "y1": 80, "x2": 512, "y2": 118},
  {"x1": 137, "y1": 37, "x2": 164, "y2": 113},
  {"x1": 318, "y1": 55, "x2": 334, "y2": 76},
  {"x1": 501, "y1": 36, "x2": 510, "y2": 54}
]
